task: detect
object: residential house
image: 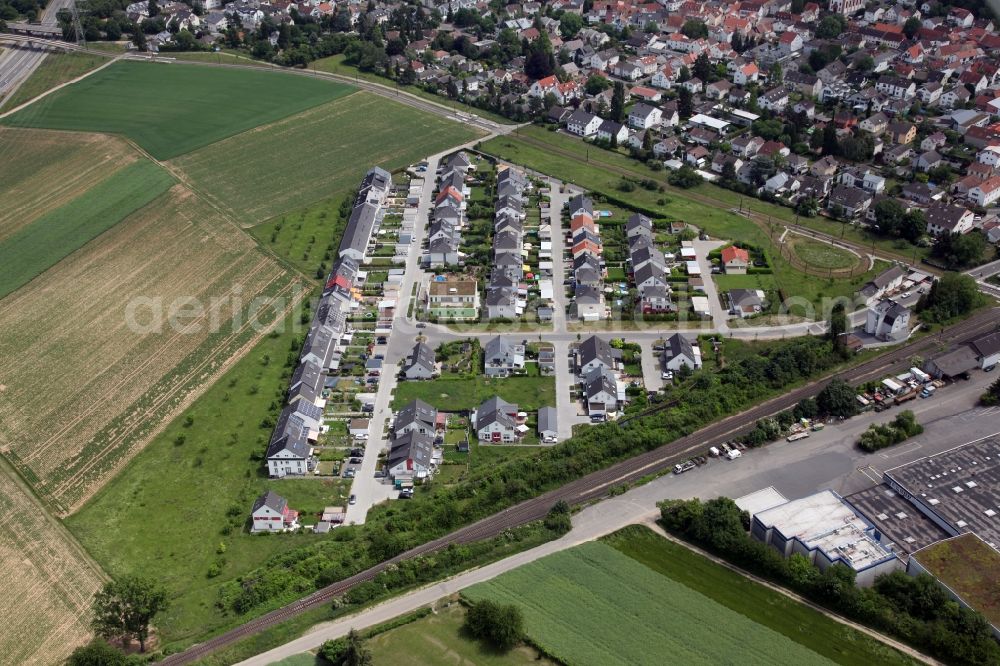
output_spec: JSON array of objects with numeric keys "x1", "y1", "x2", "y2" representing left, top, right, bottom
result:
[
  {"x1": 567, "y1": 109, "x2": 602, "y2": 137},
  {"x1": 537, "y1": 406, "x2": 558, "y2": 442},
  {"x1": 386, "y1": 431, "x2": 434, "y2": 478},
  {"x1": 628, "y1": 103, "x2": 662, "y2": 129},
  {"x1": 575, "y1": 284, "x2": 605, "y2": 320},
  {"x1": 721, "y1": 246, "x2": 749, "y2": 274},
  {"x1": 475, "y1": 395, "x2": 520, "y2": 442},
  {"x1": 597, "y1": 119, "x2": 629, "y2": 144},
  {"x1": 641, "y1": 285, "x2": 674, "y2": 314},
  {"x1": 968, "y1": 177, "x2": 1000, "y2": 207},
  {"x1": 583, "y1": 366, "x2": 619, "y2": 417},
  {"x1": 266, "y1": 433, "x2": 312, "y2": 478},
  {"x1": 662, "y1": 333, "x2": 701, "y2": 371},
  {"x1": 925, "y1": 203, "x2": 975, "y2": 235},
  {"x1": 483, "y1": 335, "x2": 526, "y2": 377},
  {"x1": 577, "y1": 335, "x2": 616, "y2": 375},
  {"x1": 729, "y1": 288, "x2": 765, "y2": 317},
  {"x1": 393, "y1": 399, "x2": 437, "y2": 436},
  {"x1": 828, "y1": 186, "x2": 873, "y2": 219},
  {"x1": 887, "y1": 122, "x2": 916, "y2": 145},
  {"x1": 857, "y1": 265, "x2": 906, "y2": 305},
  {"x1": 402, "y1": 342, "x2": 437, "y2": 380},
  {"x1": 865, "y1": 299, "x2": 911, "y2": 342},
  {"x1": 250, "y1": 491, "x2": 299, "y2": 533}
]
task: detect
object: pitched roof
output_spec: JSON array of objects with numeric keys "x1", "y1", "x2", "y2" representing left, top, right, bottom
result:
[
  {"x1": 252, "y1": 490, "x2": 287, "y2": 514},
  {"x1": 664, "y1": 332, "x2": 695, "y2": 362}
]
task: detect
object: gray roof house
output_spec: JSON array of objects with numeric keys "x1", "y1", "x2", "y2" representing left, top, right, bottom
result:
[
  {"x1": 625, "y1": 213, "x2": 653, "y2": 239},
  {"x1": 387, "y1": 431, "x2": 434, "y2": 478},
  {"x1": 662, "y1": 333, "x2": 700, "y2": 371},
  {"x1": 402, "y1": 342, "x2": 437, "y2": 380},
  {"x1": 584, "y1": 366, "x2": 618, "y2": 416},
  {"x1": 537, "y1": 406, "x2": 558, "y2": 442},
  {"x1": 475, "y1": 395, "x2": 519, "y2": 442},
  {"x1": 484, "y1": 335, "x2": 526, "y2": 377},
  {"x1": 393, "y1": 399, "x2": 437, "y2": 435},
  {"x1": 578, "y1": 335, "x2": 617, "y2": 375}
]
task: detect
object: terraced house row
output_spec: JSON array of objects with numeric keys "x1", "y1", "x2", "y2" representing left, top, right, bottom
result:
[
  {"x1": 265, "y1": 167, "x2": 393, "y2": 480},
  {"x1": 485, "y1": 166, "x2": 531, "y2": 320},
  {"x1": 567, "y1": 194, "x2": 606, "y2": 321}
]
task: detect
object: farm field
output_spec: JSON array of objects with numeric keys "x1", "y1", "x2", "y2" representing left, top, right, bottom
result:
[
  {"x1": 65, "y1": 318, "x2": 344, "y2": 647},
  {"x1": 465, "y1": 536, "x2": 865, "y2": 666},
  {"x1": 1, "y1": 60, "x2": 353, "y2": 159},
  {"x1": 0, "y1": 185, "x2": 301, "y2": 514},
  {"x1": 0, "y1": 127, "x2": 139, "y2": 242},
  {"x1": 249, "y1": 194, "x2": 350, "y2": 277},
  {"x1": 367, "y1": 603, "x2": 555, "y2": 665},
  {"x1": 0, "y1": 50, "x2": 110, "y2": 111},
  {"x1": 0, "y1": 458, "x2": 105, "y2": 666},
  {"x1": 482, "y1": 129, "x2": 882, "y2": 313},
  {"x1": 391, "y1": 375, "x2": 555, "y2": 411},
  {"x1": 172, "y1": 91, "x2": 484, "y2": 224},
  {"x1": 0, "y1": 159, "x2": 175, "y2": 299}
]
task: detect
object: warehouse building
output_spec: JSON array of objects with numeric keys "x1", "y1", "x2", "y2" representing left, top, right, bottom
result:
[
  {"x1": 751, "y1": 490, "x2": 900, "y2": 586},
  {"x1": 883, "y1": 435, "x2": 1000, "y2": 549}
]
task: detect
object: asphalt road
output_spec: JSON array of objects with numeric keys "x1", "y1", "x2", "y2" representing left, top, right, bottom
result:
[{"x1": 242, "y1": 367, "x2": 998, "y2": 665}]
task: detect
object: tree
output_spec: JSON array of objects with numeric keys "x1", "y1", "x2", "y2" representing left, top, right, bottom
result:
[
  {"x1": 903, "y1": 16, "x2": 921, "y2": 39},
  {"x1": 817, "y1": 379, "x2": 857, "y2": 418},
  {"x1": 917, "y1": 272, "x2": 981, "y2": 322},
  {"x1": 769, "y1": 62, "x2": 783, "y2": 84},
  {"x1": 815, "y1": 15, "x2": 846, "y2": 39},
  {"x1": 873, "y1": 198, "x2": 904, "y2": 236},
  {"x1": 828, "y1": 302, "x2": 849, "y2": 357},
  {"x1": 681, "y1": 19, "x2": 707, "y2": 39},
  {"x1": 91, "y1": 576, "x2": 168, "y2": 652},
  {"x1": 822, "y1": 122, "x2": 838, "y2": 156},
  {"x1": 584, "y1": 73, "x2": 610, "y2": 95},
  {"x1": 465, "y1": 600, "x2": 524, "y2": 651},
  {"x1": 981, "y1": 378, "x2": 1000, "y2": 406},
  {"x1": 320, "y1": 629, "x2": 372, "y2": 666},
  {"x1": 930, "y1": 231, "x2": 988, "y2": 270},
  {"x1": 67, "y1": 640, "x2": 128, "y2": 666},
  {"x1": 693, "y1": 52, "x2": 711, "y2": 82},
  {"x1": 558, "y1": 12, "x2": 582, "y2": 38},
  {"x1": 668, "y1": 165, "x2": 703, "y2": 188},
  {"x1": 677, "y1": 86, "x2": 693, "y2": 119},
  {"x1": 544, "y1": 499, "x2": 572, "y2": 534},
  {"x1": 610, "y1": 80, "x2": 625, "y2": 123}
]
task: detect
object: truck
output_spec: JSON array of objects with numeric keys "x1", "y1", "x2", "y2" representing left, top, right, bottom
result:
[
  {"x1": 811, "y1": 422, "x2": 825, "y2": 432},
  {"x1": 673, "y1": 460, "x2": 696, "y2": 474},
  {"x1": 725, "y1": 448, "x2": 742, "y2": 460},
  {"x1": 895, "y1": 389, "x2": 918, "y2": 405},
  {"x1": 787, "y1": 431, "x2": 810, "y2": 442},
  {"x1": 920, "y1": 385, "x2": 937, "y2": 398}
]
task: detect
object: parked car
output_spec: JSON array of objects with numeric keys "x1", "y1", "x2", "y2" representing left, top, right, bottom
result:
[
  {"x1": 349, "y1": 457, "x2": 362, "y2": 464},
  {"x1": 349, "y1": 494, "x2": 357, "y2": 505}
]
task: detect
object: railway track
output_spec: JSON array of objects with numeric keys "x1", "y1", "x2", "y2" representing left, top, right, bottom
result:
[{"x1": 161, "y1": 307, "x2": 998, "y2": 665}]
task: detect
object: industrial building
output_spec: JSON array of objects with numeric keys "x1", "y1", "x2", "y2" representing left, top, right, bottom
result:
[
  {"x1": 882, "y1": 435, "x2": 1000, "y2": 549},
  {"x1": 751, "y1": 490, "x2": 900, "y2": 586}
]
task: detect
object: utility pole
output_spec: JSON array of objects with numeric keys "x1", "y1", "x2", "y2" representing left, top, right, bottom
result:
[{"x1": 70, "y1": 0, "x2": 86, "y2": 48}]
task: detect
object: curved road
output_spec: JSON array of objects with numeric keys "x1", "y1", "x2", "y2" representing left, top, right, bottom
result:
[{"x1": 160, "y1": 306, "x2": 999, "y2": 665}]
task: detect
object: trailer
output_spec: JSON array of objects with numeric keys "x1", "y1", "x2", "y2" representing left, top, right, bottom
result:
[
  {"x1": 786, "y1": 431, "x2": 810, "y2": 442},
  {"x1": 895, "y1": 389, "x2": 918, "y2": 405}
]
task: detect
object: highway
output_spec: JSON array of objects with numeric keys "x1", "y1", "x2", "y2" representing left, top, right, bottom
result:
[
  {"x1": 0, "y1": 1, "x2": 75, "y2": 102},
  {"x1": 159, "y1": 305, "x2": 999, "y2": 665}
]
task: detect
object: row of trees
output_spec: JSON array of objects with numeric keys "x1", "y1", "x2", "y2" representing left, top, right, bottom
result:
[
  {"x1": 857, "y1": 409, "x2": 923, "y2": 452},
  {"x1": 659, "y1": 497, "x2": 1000, "y2": 665}
]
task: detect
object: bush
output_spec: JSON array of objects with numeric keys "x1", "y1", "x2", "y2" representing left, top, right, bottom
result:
[
  {"x1": 981, "y1": 378, "x2": 1000, "y2": 406},
  {"x1": 465, "y1": 599, "x2": 524, "y2": 651},
  {"x1": 543, "y1": 500, "x2": 572, "y2": 534},
  {"x1": 858, "y1": 410, "x2": 923, "y2": 452}
]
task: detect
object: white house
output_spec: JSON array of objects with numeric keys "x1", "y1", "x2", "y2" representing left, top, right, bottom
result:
[
  {"x1": 266, "y1": 434, "x2": 312, "y2": 478},
  {"x1": 628, "y1": 103, "x2": 662, "y2": 130},
  {"x1": 865, "y1": 299, "x2": 911, "y2": 342},
  {"x1": 566, "y1": 109, "x2": 602, "y2": 137},
  {"x1": 662, "y1": 333, "x2": 701, "y2": 371},
  {"x1": 250, "y1": 491, "x2": 299, "y2": 533},
  {"x1": 386, "y1": 431, "x2": 434, "y2": 479},
  {"x1": 475, "y1": 396, "x2": 520, "y2": 442},
  {"x1": 968, "y1": 177, "x2": 1000, "y2": 207},
  {"x1": 583, "y1": 366, "x2": 619, "y2": 416}
]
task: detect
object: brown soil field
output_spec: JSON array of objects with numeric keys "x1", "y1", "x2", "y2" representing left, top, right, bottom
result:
[
  {"x1": 0, "y1": 458, "x2": 105, "y2": 665},
  {"x1": 0, "y1": 183, "x2": 303, "y2": 514},
  {"x1": 0, "y1": 127, "x2": 138, "y2": 241}
]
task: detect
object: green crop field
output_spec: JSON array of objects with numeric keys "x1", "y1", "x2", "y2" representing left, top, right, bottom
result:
[
  {"x1": 173, "y1": 91, "x2": 484, "y2": 224},
  {"x1": 0, "y1": 51, "x2": 110, "y2": 111},
  {"x1": 391, "y1": 375, "x2": 555, "y2": 412},
  {"x1": 0, "y1": 159, "x2": 174, "y2": 299},
  {"x1": 250, "y1": 194, "x2": 350, "y2": 277},
  {"x1": 605, "y1": 527, "x2": 918, "y2": 666},
  {"x1": 465, "y1": 530, "x2": 916, "y2": 666},
  {"x1": 2, "y1": 60, "x2": 352, "y2": 159},
  {"x1": 464, "y1": 540, "x2": 837, "y2": 666},
  {"x1": 368, "y1": 603, "x2": 554, "y2": 665}
]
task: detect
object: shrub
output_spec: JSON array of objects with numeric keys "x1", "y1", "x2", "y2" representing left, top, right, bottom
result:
[
  {"x1": 465, "y1": 599, "x2": 524, "y2": 651},
  {"x1": 857, "y1": 410, "x2": 923, "y2": 452}
]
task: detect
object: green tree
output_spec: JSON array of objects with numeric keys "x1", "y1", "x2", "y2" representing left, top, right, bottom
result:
[
  {"x1": 815, "y1": 15, "x2": 846, "y2": 39},
  {"x1": 822, "y1": 122, "x2": 838, "y2": 156},
  {"x1": 320, "y1": 629, "x2": 372, "y2": 666},
  {"x1": 558, "y1": 12, "x2": 582, "y2": 38},
  {"x1": 930, "y1": 232, "x2": 988, "y2": 270},
  {"x1": 610, "y1": 80, "x2": 625, "y2": 123},
  {"x1": 828, "y1": 302, "x2": 849, "y2": 357},
  {"x1": 677, "y1": 85, "x2": 693, "y2": 119},
  {"x1": 903, "y1": 16, "x2": 921, "y2": 39},
  {"x1": 544, "y1": 499, "x2": 572, "y2": 534},
  {"x1": 465, "y1": 600, "x2": 524, "y2": 651},
  {"x1": 917, "y1": 272, "x2": 981, "y2": 322},
  {"x1": 681, "y1": 19, "x2": 707, "y2": 39},
  {"x1": 668, "y1": 165, "x2": 703, "y2": 188},
  {"x1": 67, "y1": 640, "x2": 128, "y2": 666},
  {"x1": 873, "y1": 198, "x2": 904, "y2": 236},
  {"x1": 585, "y1": 73, "x2": 610, "y2": 95},
  {"x1": 693, "y1": 52, "x2": 711, "y2": 82},
  {"x1": 91, "y1": 576, "x2": 169, "y2": 652},
  {"x1": 981, "y1": 378, "x2": 1000, "y2": 406},
  {"x1": 817, "y1": 379, "x2": 857, "y2": 419}
]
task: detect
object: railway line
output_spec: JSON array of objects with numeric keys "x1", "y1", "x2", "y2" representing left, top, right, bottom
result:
[{"x1": 161, "y1": 306, "x2": 999, "y2": 665}]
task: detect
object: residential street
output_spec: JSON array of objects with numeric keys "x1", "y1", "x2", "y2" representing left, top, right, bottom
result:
[{"x1": 242, "y1": 369, "x2": 998, "y2": 666}]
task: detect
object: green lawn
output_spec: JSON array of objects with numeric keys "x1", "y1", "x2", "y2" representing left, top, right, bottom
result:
[
  {"x1": 250, "y1": 195, "x2": 349, "y2": 277},
  {"x1": 788, "y1": 236, "x2": 861, "y2": 270},
  {"x1": 173, "y1": 91, "x2": 483, "y2": 224},
  {"x1": 312, "y1": 53, "x2": 516, "y2": 126},
  {"x1": 0, "y1": 159, "x2": 174, "y2": 298},
  {"x1": 367, "y1": 602, "x2": 554, "y2": 665},
  {"x1": 64, "y1": 323, "x2": 339, "y2": 648},
  {"x1": 0, "y1": 50, "x2": 110, "y2": 111},
  {"x1": 464, "y1": 539, "x2": 840, "y2": 666},
  {"x1": 2, "y1": 60, "x2": 352, "y2": 159},
  {"x1": 167, "y1": 50, "x2": 275, "y2": 68},
  {"x1": 483, "y1": 129, "x2": 883, "y2": 315},
  {"x1": 392, "y1": 375, "x2": 555, "y2": 411},
  {"x1": 605, "y1": 527, "x2": 918, "y2": 666}
]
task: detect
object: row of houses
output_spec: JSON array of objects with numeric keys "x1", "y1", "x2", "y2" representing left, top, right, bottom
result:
[
  {"x1": 625, "y1": 213, "x2": 675, "y2": 315},
  {"x1": 426, "y1": 152, "x2": 473, "y2": 268},
  {"x1": 574, "y1": 336, "x2": 626, "y2": 417},
  {"x1": 567, "y1": 194, "x2": 607, "y2": 321},
  {"x1": 265, "y1": 167, "x2": 392, "y2": 479},
  {"x1": 485, "y1": 166, "x2": 532, "y2": 319}
]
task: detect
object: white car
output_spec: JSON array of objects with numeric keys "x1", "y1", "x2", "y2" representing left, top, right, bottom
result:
[
  {"x1": 661, "y1": 371, "x2": 674, "y2": 380},
  {"x1": 901, "y1": 291, "x2": 912, "y2": 298}
]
